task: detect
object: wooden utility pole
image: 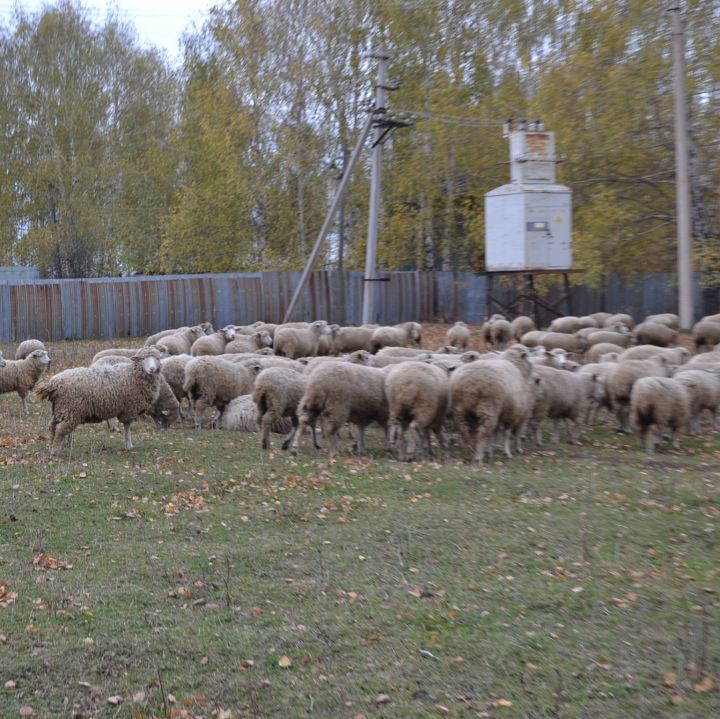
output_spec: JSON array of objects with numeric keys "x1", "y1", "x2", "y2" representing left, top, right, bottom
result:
[{"x1": 669, "y1": 6, "x2": 694, "y2": 329}]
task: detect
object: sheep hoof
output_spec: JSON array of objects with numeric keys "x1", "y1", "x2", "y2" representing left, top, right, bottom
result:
[
  {"x1": 281, "y1": 438, "x2": 291, "y2": 450},
  {"x1": 290, "y1": 447, "x2": 298, "y2": 457}
]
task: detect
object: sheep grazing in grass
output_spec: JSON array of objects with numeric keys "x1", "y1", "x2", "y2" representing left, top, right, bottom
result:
[
  {"x1": 36, "y1": 347, "x2": 162, "y2": 457},
  {"x1": 630, "y1": 376, "x2": 691, "y2": 454},
  {"x1": 292, "y1": 363, "x2": 391, "y2": 458},
  {"x1": 446, "y1": 321, "x2": 470, "y2": 350},
  {"x1": 538, "y1": 331, "x2": 587, "y2": 353},
  {"x1": 686, "y1": 351, "x2": 720, "y2": 369},
  {"x1": 371, "y1": 322, "x2": 423, "y2": 353},
  {"x1": 606, "y1": 356, "x2": 672, "y2": 432},
  {"x1": 274, "y1": 320, "x2": 332, "y2": 359},
  {"x1": 219, "y1": 395, "x2": 293, "y2": 434},
  {"x1": 252, "y1": 366, "x2": 316, "y2": 450},
  {"x1": 224, "y1": 330, "x2": 273, "y2": 354},
  {"x1": 672, "y1": 368, "x2": 720, "y2": 434},
  {"x1": 519, "y1": 330, "x2": 546, "y2": 348},
  {"x1": 15, "y1": 339, "x2": 46, "y2": 360},
  {"x1": 510, "y1": 315, "x2": 535, "y2": 341},
  {"x1": 385, "y1": 361, "x2": 449, "y2": 460},
  {"x1": 692, "y1": 320, "x2": 720, "y2": 353},
  {"x1": 182, "y1": 356, "x2": 254, "y2": 429},
  {"x1": 633, "y1": 321, "x2": 677, "y2": 347},
  {"x1": 0, "y1": 349, "x2": 52, "y2": 415},
  {"x1": 449, "y1": 344, "x2": 534, "y2": 465},
  {"x1": 191, "y1": 326, "x2": 237, "y2": 356}
]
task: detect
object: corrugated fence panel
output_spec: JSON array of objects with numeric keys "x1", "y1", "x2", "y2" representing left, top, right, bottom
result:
[{"x1": 1, "y1": 270, "x2": 719, "y2": 342}]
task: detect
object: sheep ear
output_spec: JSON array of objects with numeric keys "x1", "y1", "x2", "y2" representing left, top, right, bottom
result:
[{"x1": 161, "y1": 409, "x2": 171, "y2": 416}]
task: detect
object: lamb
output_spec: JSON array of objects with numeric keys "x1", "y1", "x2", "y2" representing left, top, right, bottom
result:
[
  {"x1": 252, "y1": 367, "x2": 316, "y2": 450},
  {"x1": 333, "y1": 326, "x2": 375, "y2": 353},
  {"x1": 371, "y1": 322, "x2": 423, "y2": 352},
  {"x1": 385, "y1": 361, "x2": 449, "y2": 460},
  {"x1": 36, "y1": 347, "x2": 163, "y2": 457},
  {"x1": 446, "y1": 321, "x2": 470, "y2": 350},
  {"x1": 585, "y1": 329, "x2": 633, "y2": 348},
  {"x1": 15, "y1": 339, "x2": 46, "y2": 360},
  {"x1": 449, "y1": 344, "x2": 535, "y2": 465},
  {"x1": 585, "y1": 342, "x2": 626, "y2": 363},
  {"x1": 274, "y1": 320, "x2": 332, "y2": 359},
  {"x1": 190, "y1": 326, "x2": 237, "y2": 356},
  {"x1": 692, "y1": 320, "x2": 720, "y2": 352},
  {"x1": 630, "y1": 377, "x2": 691, "y2": 454},
  {"x1": 182, "y1": 356, "x2": 254, "y2": 429},
  {"x1": 644, "y1": 313, "x2": 679, "y2": 330},
  {"x1": 0, "y1": 349, "x2": 52, "y2": 415},
  {"x1": 528, "y1": 365, "x2": 599, "y2": 444},
  {"x1": 292, "y1": 363, "x2": 391, "y2": 458},
  {"x1": 162, "y1": 326, "x2": 207, "y2": 355},
  {"x1": 619, "y1": 345, "x2": 689, "y2": 364},
  {"x1": 672, "y1": 368, "x2": 720, "y2": 434},
  {"x1": 224, "y1": 330, "x2": 273, "y2": 354},
  {"x1": 606, "y1": 356, "x2": 672, "y2": 432},
  {"x1": 633, "y1": 321, "x2": 677, "y2": 347},
  {"x1": 510, "y1": 315, "x2": 535, "y2": 341},
  {"x1": 219, "y1": 395, "x2": 293, "y2": 434}
]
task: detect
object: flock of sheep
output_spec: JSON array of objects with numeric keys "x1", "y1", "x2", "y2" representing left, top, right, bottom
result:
[{"x1": 1, "y1": 310, "x2": 720, "y2": 462}]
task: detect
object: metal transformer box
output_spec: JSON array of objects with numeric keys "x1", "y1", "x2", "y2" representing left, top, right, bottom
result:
[
  {"x1": 485, "y1": 125, "x2": 572, "y2": 271},
  {"x1": 485, "y1": 183, "x2": 572, "y2": 270}
]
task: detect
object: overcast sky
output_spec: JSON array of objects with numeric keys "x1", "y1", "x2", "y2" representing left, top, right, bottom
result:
[{"x1": 0, "y1": 1, "x2": 216, "y2": 61}]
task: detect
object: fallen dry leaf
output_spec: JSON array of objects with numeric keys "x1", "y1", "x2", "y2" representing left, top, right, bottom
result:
[
  {"x1": 107, "y1": 695, "x2": 122, "y2": 705},
  {"x1": 4, "y1": 680, "x2": 16, "y2": 689},
  {"x1": 493, "y1": 699, "x2": 513, "y2": 707},
  {"x1": 664, "y1": 671, "x2": 678, "y2": 687},
  {"x1": 19, "y1": 708, "x2": 34, "y2": 717},
  {"x1": 374, "y1": 693, "x2": 390, "y2": 704},
  {"x1": 32, "y1": 554, "x2": 72, "y2": 570},
  {"x1": 132, "y1": 690, "x2": 146, "y2": 703},
  {"x1": 278, "y1": 655, "x2": 292, "y2": 668},
  {"x1": 693, "y1": 676, "x2": 715, "y2": 693},
  {"x1": 435, "y1": 704, "x2": 449, "y2": 715},
  {"x1": 0, "y1": 581, "x2": 18, "y2": 608}
]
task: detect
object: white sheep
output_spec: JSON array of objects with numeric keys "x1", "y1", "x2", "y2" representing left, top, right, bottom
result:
[
  {"x1": 274, "y1": 320, "x2": 332, "y2": 359},
  {"x1": 619, "y1": 345, "x2": 689, "y2": 364},
  {"x1": 252, "y1": 366, "x2": 316, "y2": 450},
  {"x1": 292, "y1": 363, "x2": 391, "y2": 458},
  {"x1": 190, "y1": 327, "x2": 237, "y2": 356},
  {"x1": 692, "y1": 320, "x2": 720, "y2": 353},
  {"x1": 15, "y1": 339, "x2": 46, "y2": 360},
  {"x1": 538, "y1": 332, "x2": 587, "y2": 353},
  {"x1": 686, "y1": 351, "x2": 720, "y2": 369},
  {"x1": 672, "y1": 368, "x2": 720, "y2": 434},
  {"x1": 607, "y1": 356, "x2": 672, "y2": 431},
  {"x1": 385, "y1": 361, "x2": 449, "y2": 460},
  {"x1": 644, "y1": 313, "x2": 679, "y2": 329},
  {"x1": 144, "y1": 323, "x2": 212, "y2": 347},
  {"x1": 633, "y1": 321, "x2": 677, "y2": 347},
  {"x1": 585, "y1": 329, "x2": 633, "y2": 348},
  {"x1": 370, "y1": 322, "x2": 423, "y2": 353},
  {"x1": 585, "y1": 342, "x2": 626, "y2": 363},
  {"x1": 36, "y1": 347, "x2": 163, "y2": 457},
  {"x1": 630, "y1": 377, "x2": 691, "y2": 454},
  {"x1": 182, "y1": 356, "x2": 254, "y2": 429},
  {"x1": 446, "y1": 321, "x2": 470, "y2": 350},
  {"x1": 604, "y1": 313, "x2": 634, "y2": 330},
  {"x1": 333, "y1": 326, "x2": 375, "y2": 353},
  {"x1": 224, "y1": 330, "x2": 273, "y2": 354},
  {"x1": 510, "y1": 315, "x2": 535, "y2": 341},
  {"x1": 0, "y1": 349, "x2": 52, "y2": 415},
  {"x1": 162, "y1": 326, "x2": 207, "y2": 355},
  {"x1": 219, "y1": 395, "x2": 293, "y2": 434},
  {"x1": 449, "y1": 344, "x2": 535, "y2": 465}
]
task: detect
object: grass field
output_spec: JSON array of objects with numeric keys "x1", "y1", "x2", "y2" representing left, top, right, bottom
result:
[{"x1": 0, "y1": 335, "x2": 718, "y2": 718}]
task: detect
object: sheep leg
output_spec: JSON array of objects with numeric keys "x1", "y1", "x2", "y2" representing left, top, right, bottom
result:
[
  {"x1": 534, "y1": 422, "x2": 543, "y2": 446},
  {"x1": 290, "y1": 417, "x2": 307, "y2": 456},
  {"x1": 432, "y1": 427, "x2": 447, "y2": 460},
  {"x1": 515, "y1": 428, "x2": 524, "y2": 455},
  {"x1": 326, "y1": 424, "x2": 341, "y2": 458},
  {"x1": 689, "y1": 411, "x2": 700, "y2": 436},
  {"x1": 310, "y1": 422, "x2": 321, "y2": 450},
  {"x1": 503, "y1": 429, "x2": 513, "y2": 459},
  {"x1": 472, "y1": 431, "x2": 489, "y2": 466},
  {"x1": 551, "y1": 420, "x2": 561, "y2": 443},
  {"x1": 122, "y1": 423, "x2": 133, "y2": 450},
  {"x1": 671, "y1": 428, "x2": 681, "y2": 450},
  {"x1": 49, "y1": 420, "x2": 73, "y2": 458},
  {"x1": 260, "y1": 413, "x2": 273, "y2": 449},
  {"x1": 21, "y1": 394, "x2": 29, "y2": 416},
  {"x1": 354, "y1": 425, "x2": 367, "y2": 456},
  {"x1": 281, "y1": 417, "x2": 298, "y2": 451}
]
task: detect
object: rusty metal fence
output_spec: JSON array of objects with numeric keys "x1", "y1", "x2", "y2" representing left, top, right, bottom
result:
[{"x1": 0, "y1": 270, "x2": 717, "y2": 342}]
